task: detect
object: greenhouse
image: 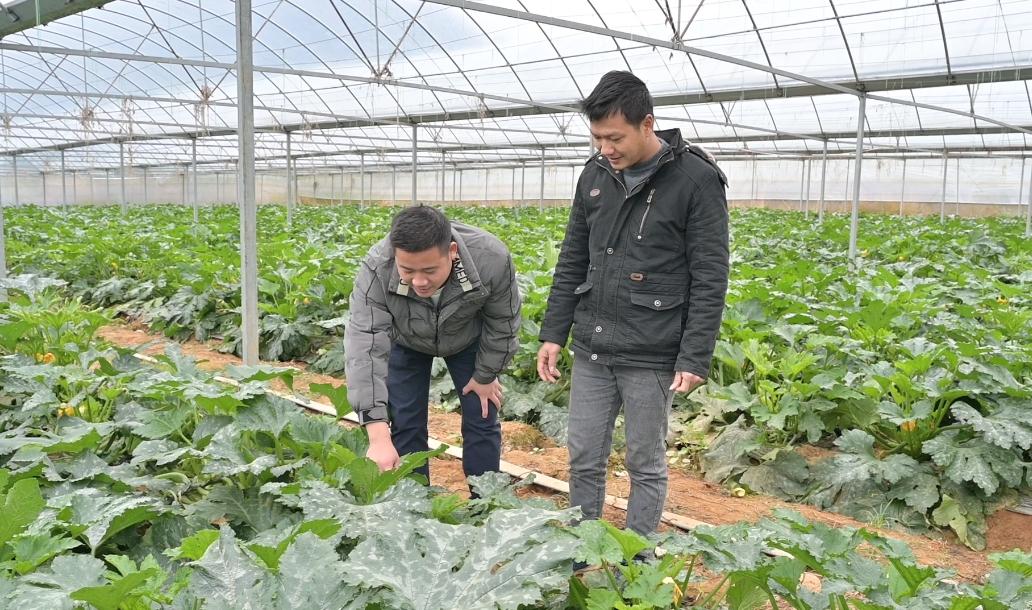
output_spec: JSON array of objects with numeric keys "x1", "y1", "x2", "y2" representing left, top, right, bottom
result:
[{"x1": 0, "y1": 0, "x2": 1031, "y2": 608}]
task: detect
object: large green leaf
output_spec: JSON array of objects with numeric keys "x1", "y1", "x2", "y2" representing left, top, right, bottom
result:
[
  {"x1": 273, "y1": 532, "x2": 371, "y2": 609},
  {"x1": 130, "y1": 439, "x2": 200, "y2": 466},
  {"x1": 342, "y1": 506, "x2": 579, "y2": 610},
  {"x1": 187, "y1": 526, "x2": 269, "y2": 610},
  {"x1": 571, "y1": 520, "x2": 624, "y2": 567},
  {"x1": 9, "y1": 554, "x2": 106, "y2": 610},
  {"x1": 344, "y1": 447, "x2": 444, "y2": 504},
  {"x1": 70, "y1": 568, "x2": 159, "y2": 610},
  {"x1": 234, "y1": 397, "x2": 300, "y2": 437},
  {"x1": 7, "y1": 533, "x2": 81, "y2": 575},
  {"x1": 133, "y1": 408, "x2": 191, "y2": 440},
  {"x1": 55, "y1": 489, "x2": 165, "y2": 553},
  {"x1": 740, "y1": 449, "x2": 811, "y2": 500},
  {"x1": 248, "y1": 519, "x2": 341, "y2": 570},
  {"x1": 166, "y1": 529, "x2": 220, "y2": 561},
  {"x1": 0, "y1": 478, "x2": 45, "y2": 547},
  {"x1": 186, "y1": 484, "x2": 293, "y2": 534},
  {"x1": 931, "y1": 494, "x2": 987, "y2": 551},
  {"x1": 951, "y1": 402, "x2": 1032, "y2": 451},
  {"x1": 200, "y1": 426, "x2": 279, "y2": 477},
  {"x1": 827, "y1": 429, "x2": 920, "y2": 486},
  {"x1": 224, "y1": 365, "x2": 296, "y2": 392},
  {"x1": 274, "y1": 479, "x2": 432, "y2": 539},
  {"x1": 309, "y1": 382, "x2": 351, "y2": 419},
  {"x1": 701, "y1": 416, "x2": 760, "y2": 483},
  {"x1": 923, "y1": 431, "x2": 1025, "y2": 495}
]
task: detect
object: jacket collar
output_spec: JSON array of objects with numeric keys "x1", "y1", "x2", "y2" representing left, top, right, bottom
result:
[
  {"x1": 592, "y1": 127, "x2": 727, "y2": 187},
  {"x1": 388, "y1": 224, "x2": 483, "y2": 299},
  {"x1": 594, "y1": 128, "x2": 684, "y2": 167}
]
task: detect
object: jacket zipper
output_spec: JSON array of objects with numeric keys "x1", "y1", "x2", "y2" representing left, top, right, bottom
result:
[
  {"x1": 432, "y1": 299, "x2": 440, "y2": 353},
  {"x1": 636, "y1": 188, "x2": 656, "y2": 241},
  {"x1": 415, "y1": 291, "x2": 468, "y2": 354},
  {"x1": 588, "y1": 146, "x2": 675, "y2": 355}
]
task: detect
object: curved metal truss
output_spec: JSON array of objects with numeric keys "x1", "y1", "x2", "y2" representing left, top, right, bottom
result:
[{"x1": 0, "y1": 0, "x2": 1030, "y2": 174}]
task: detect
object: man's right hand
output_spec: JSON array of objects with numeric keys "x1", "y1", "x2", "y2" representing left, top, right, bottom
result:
[
  {"x1": 537, "y1": 342, "x2": 562, "y2": 384},
  {"x1": 365, "y1": 422, "x2": 400, "y2": 471}
]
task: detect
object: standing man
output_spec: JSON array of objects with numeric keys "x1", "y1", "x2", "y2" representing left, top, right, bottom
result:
[
  {"x1": 346, "y1": 206, "x2": 521, "y2": 480},
  {"x1": 537, "y1": 71, "x2": 729, "y2": 535}
]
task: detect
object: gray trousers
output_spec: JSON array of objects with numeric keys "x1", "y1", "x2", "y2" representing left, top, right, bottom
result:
[{"x1": 567, "y1": 357, "x2": 675, "y2": 535}]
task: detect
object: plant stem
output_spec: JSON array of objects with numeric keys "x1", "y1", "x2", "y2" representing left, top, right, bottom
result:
[{"x1": 697, "y1": 574, "x2": 730, "y2": 608}]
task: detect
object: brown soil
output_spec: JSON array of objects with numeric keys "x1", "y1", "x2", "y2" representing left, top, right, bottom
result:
[
  {"x1": 985, "y1": 509, "x2": 1032, "y2": 554},
  {"x1": 97, "y1": 322, "x2": 1029, "y2": 582}
]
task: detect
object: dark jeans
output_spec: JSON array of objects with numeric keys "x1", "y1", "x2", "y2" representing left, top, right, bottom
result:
[{"x1": 387, "y1": 340, "x2": 501, "y2": 480}]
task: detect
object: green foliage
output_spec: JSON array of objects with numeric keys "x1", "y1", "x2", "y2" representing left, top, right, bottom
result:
[{"x1": 2, "y1": 205, "x2": 1032, "y2": 608}]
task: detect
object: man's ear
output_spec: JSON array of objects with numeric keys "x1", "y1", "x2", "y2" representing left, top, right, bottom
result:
[
  {"x1": 641, "y1": 114, "x2": 655, "y2": 135},
  {"x1": 449, "y1": 241, "x2": 459, "y2": 261}
]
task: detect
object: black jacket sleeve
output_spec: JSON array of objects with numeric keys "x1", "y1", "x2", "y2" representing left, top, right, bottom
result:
[
  {"x1": 676, "y1": 172, "x2": 730, "y2": 377},
  {"x1": 539, "y1": 179, "x2": 591, "y2": 345}
]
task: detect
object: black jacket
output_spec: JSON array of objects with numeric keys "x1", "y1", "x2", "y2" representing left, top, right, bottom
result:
[{"x1": 539, "y1": 128, "x2": 729, "y2": 377}]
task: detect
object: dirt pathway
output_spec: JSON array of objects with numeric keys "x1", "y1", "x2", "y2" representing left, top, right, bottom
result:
[{"x1": 98, "y1": 323, "x2": 1029, "y2": 582}]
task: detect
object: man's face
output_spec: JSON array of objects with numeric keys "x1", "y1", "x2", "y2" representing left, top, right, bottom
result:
[
  {"x1": 395, "y1": 242, "x2": 457, "y2": 297},
  {"x1": 590, "y1": 112, "x2": 655, "y2": 171}
]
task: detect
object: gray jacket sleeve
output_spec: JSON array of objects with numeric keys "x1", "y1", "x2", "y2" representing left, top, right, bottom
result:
[
  {"x1": 676, "y1": 172, "x2": 730, "y2": 378},
  {"x1": 344, "y1": 260, "x2": 393, "y2": 425},
  {"x1": 539, "y1": 183, "x2": 590, "y2": 345},
  {"x1": 473, "y1": 251, "x2": 522, "y2": 384}
]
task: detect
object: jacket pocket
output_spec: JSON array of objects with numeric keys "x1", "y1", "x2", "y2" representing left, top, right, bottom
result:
[
  {"x1": 620, "y1": 291, "x2": 685, "y2": 355},
  {"x1": 628, "y1": 292, "x2": 684, "y2": 311},
  {"x1": 571, "y1": 281, "x2": 594, "y2": 331}
]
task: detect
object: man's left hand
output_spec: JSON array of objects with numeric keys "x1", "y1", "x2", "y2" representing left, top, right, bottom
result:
[
  {"x1": 462, "y1": 378, "x2": 504, "y2": 418},
  {"x1": 669, "y1": 371, "x2": 705, "y2": 394}
]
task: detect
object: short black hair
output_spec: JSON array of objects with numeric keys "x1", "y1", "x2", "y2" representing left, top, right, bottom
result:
[
  {"x1": 390, "y1": 205, "x2": 452, "y2": 253},
  {"x1": 579, "y1": 71, "x2": 653, "y2": 125}
]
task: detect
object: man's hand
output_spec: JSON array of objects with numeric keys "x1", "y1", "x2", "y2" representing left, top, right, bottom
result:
[
  {"x1": 365, "y1": 422, "x2": 400, "y2": 471},
  {"x1": 462, "y1": 378, "x2": 503, "y2": 418},
  {"x1": 669, "y1": 371, "x2": 705, "y2": 394},
  {"x1": 537, "y1": 342, "x2": 562, "y2": 383}
]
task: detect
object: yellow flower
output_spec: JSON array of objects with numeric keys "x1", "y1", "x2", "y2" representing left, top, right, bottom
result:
[
  {"x1": 861, "y1": 249, "x2": 869, "y2": 257},
  {"x1": 41, "y1": 352, "x2": 56, "y2": 364},
  {"x1": 303, "y1": 297, "x2": 311, "y2": 305},
  {"x1": 110, "y1": 261, "x2": 118, "y2": 270},
  {"x1": 900, "y1": 420, "x2": 918, "y2": 433},
  {"x1": 997, "y1": 296, "x2": 1009, "y2": 305},
  {"x1": 897, "y1": 255, "x2": 906, "y2": 262},
  {"x1": 732, "y1": 487, "x2": 747, "y2": 497},
  {"x1": 57, "y1": 404, "x2": 76, "y2": 417}
]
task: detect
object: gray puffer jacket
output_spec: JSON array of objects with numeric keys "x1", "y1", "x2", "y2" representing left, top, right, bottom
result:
[
  {"x1": 345, "y1": 222, "x2": 521, "y2": 425},
  {"x1": 539, "y1": 128, "x2": 729, "y2": 377}
]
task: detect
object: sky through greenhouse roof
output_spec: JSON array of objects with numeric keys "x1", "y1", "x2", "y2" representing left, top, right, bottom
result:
[{"x1": 1, "y1": 0, "x2": 1031, "y2": 173}]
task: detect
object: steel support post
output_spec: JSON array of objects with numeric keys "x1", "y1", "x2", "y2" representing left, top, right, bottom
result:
[
  {"x1": 11, "y1": 155, "x2": 19, "y2": 207},
  {"x1": 119, "y1": 140, "x2": 127, "y2": 214},
  {"x1": 410, "y1": 125, "x2": 417, "y2": 206},
  {"x1": 539, "y1": 147, "x2": 545, "y2": 209},
  {"x1": 60, "y1": 149, "x2": 67, "y2": 210},
  {"x1": 818, "y1": 141, "x2": 827, "y2": 223},
  {"x1": 899, "y1": 157, "x2": 908, "y2": 216},
  {"x1": 286, "y1": 131, "x2": 294, "y2": 226},
  {"x1": 192, "y1": 137, "x2": 199, "y2": 223},
  {"x1": 846, "y1": 96, "x2": 862, "y2": 264},
  {"x1": 236, "y1": 0, "x2": 259, "y2": 365}
]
